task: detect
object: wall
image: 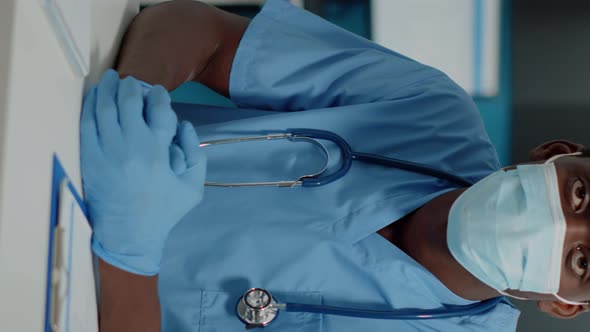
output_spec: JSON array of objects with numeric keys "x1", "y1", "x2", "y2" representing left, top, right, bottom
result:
[
  {"x1": 511, "y1": 0, "x2": 590, "y2": 163},
  {"x1": 475, "y1": 0, "x2": 512, "y2": 166}
]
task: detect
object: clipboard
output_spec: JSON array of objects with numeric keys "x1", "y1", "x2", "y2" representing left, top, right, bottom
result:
[{"x1": 44, "y1": 155, "x2": 98, "y2": 332}]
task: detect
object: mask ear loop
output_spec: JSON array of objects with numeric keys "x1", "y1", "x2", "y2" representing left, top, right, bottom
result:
[
  {"x1": 545, "y1": 151, "x2": 583, "y2": 164},
  {"x1": 554, "y1": 293, "x2": 589, "y2": 306},
  {"x1": 498, "y1": 290, "x2": 528, "y2": 301},
  {"x1": 499, "y1": 291, "x2": 589, "y2": 305}
]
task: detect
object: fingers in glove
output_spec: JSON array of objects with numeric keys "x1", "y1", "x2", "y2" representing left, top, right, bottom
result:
[
  {"x1": 96, "y1": 70, "x2": 123, "y2": 148},
  {"x1": 117, "y1": 76, "x2": 146, "y2": 134},
  {"x1": 170, "y1": 143, "x2": 187, "y2": 174},
  {"x1": 145, "y1": 85, "x2": 177, "y2": 142},
  {"x1": 177, "y1": 121, "x2": 204, "y2": 168},
  {"x1": 80, "y1": 87, "x2": 101, "y2": 155},
  {"x1": 181, "y1": 148, "x2": 207, "y2": 199}
]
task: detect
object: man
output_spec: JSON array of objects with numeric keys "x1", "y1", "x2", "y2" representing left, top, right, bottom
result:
[{"x1": 81, "y1": 1, "x2": 590, "y2": 331}]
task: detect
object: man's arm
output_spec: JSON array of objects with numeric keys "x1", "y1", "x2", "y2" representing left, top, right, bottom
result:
[
  {"x1": 99, "y1": 5, "x2": 245, "y2": 331},
  {"x1": 82, "y1": 72, "x2": 206, "y2": 332},
  {"x1": 116, "y1": 0, "x2": 249, "y2": 94},
  {"x1": 119, "y1": 0, "x2": 448, "y2": 113},
  {"x1": 98, "y1": 260, "x2": 160, "y2": 332}
]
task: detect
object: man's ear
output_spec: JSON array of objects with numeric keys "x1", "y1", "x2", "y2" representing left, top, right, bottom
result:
[
  {"x1": 537, "y1": 300, "x2": 590, "y2": 319},
  {"x1": 528, "y1": 140, "x2": 586, "y2": 162}
]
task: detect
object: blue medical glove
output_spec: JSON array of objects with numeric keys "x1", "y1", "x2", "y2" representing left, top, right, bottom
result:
[{"x1": 81, "y1": 70, "x2": 206, "y2": 275}]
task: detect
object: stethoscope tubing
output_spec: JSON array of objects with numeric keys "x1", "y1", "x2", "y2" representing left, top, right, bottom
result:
[{"x1": 284, "y1": 297, "x2": 503, "y2": 320}]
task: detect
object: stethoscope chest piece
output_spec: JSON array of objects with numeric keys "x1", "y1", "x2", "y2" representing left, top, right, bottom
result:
[{"x1": 237, "y1": 288, "x2": 282, "y2": 329}]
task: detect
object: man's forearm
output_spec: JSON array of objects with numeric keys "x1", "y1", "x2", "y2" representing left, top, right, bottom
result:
[
  {"x1": 116, "y1": 0, "x2": 249, "y2": 94},
  {"x1": 98, "y1": 259, "x2": 160, "y2": 332}
]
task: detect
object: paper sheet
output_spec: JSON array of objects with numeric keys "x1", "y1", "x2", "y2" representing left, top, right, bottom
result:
[{"x1": 52, "y1": 180, "x2": 98, "y2": 332}]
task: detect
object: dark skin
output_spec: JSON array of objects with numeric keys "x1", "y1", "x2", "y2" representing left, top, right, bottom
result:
[
  {"x1": 98, "y1": 260, "x2": 160, "y2": 331},
  {"x1": 97, "y1": 1, "x2": 590, "y2": 330}
]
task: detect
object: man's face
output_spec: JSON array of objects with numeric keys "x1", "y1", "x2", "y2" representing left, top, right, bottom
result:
[
  {"x1": 555, "y1": 155, "x2": 590, "y2": 303},
  {"x1": 510, "y1": 155, "x2": 590, "y2": 304}
]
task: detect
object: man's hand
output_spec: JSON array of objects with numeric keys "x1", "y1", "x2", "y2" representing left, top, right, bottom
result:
[
  {"x1": 81, "y1": 70, "x2": 206, "y2": 275},
  {"x1": 116, "y1": 0, "x2": 249, "y2": 93}
]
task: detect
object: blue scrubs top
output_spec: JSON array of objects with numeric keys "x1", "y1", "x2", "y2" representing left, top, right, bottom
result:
[{"x1": 159, "y1": 1, "x2": 520, "y2": 331}]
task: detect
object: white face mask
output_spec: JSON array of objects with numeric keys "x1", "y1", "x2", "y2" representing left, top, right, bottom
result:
[{"x1": 447, "y1": 152, "x2": 587, "y2": 305}]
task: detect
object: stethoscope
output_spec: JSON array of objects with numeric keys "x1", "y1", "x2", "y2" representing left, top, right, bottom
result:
[
  {"x1": 199, "y1": 128, "x2": 504, "y2": 328},
  {"x1": 237, "y1": 288, "x2": 504, "y2": 329},
  {"x1": 199, "y1": 128, "x2": 472, "y2": 187}
]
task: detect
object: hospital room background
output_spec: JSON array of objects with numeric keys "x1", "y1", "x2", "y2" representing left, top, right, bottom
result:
[{"x1": 152, "y1": 0, "x2": 590, "y2": 330}]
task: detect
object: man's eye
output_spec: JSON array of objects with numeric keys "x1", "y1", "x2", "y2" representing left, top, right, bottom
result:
[
  {"x1": 572, "y1": 247, "x2": 588, "y2": 278},
  {"x1": 572, "y1": 178, "x2": 587, "y2": 212}
]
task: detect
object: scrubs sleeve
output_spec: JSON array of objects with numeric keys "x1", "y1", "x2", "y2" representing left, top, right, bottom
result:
[{"x1": 229, "y1": 0, "x2": 447, "y2": 111}]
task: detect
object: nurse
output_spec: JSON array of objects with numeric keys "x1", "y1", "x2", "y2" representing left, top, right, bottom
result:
[{"x1": 82, "y1": 1, "x2": 590, "y2": 331}]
